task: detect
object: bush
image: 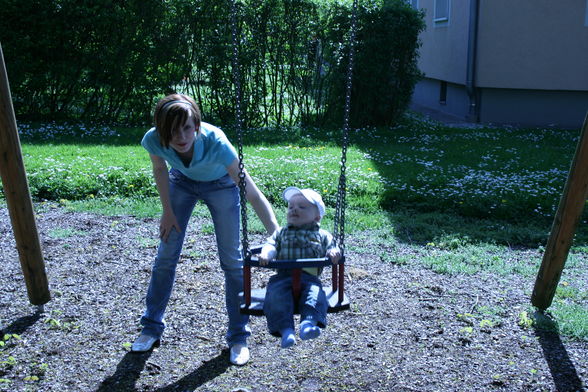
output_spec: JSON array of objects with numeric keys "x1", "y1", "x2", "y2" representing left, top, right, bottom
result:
[
  {"x1": 324, "y1": 0, "x2": 425, "y2": 127},
  {"x1": 1, "y1": 0, "x2": 424, "y2": 128}
]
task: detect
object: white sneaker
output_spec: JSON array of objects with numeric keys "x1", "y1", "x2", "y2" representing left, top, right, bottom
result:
[
  {"x1": 131, "y1": 334, "x2": 160, "y2": 352},
  {"x1": 229, "y1": 344, "x2": 250, "y2": 366}
]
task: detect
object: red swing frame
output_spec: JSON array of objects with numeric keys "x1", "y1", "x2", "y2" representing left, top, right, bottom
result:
[{"x1": 240, "y1": 248, "x2": 349, "y2": 316}]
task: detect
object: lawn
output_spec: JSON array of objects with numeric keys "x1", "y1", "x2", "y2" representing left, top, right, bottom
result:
[
  {"x1": 13, "y1": 114, "x2": 587, "y2": 246},
  {"x1": 2, "y1": 113, "x2": 587, "y2": 340}
]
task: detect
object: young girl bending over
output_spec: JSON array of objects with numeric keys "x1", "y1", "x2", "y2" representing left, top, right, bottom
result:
[{"x1": 132, "y1": 94, "x2": 278, "y2": 366}]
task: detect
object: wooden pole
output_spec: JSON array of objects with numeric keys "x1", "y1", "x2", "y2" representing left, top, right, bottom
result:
[
  {"x1": 531, "y1": 112, "x2": 588, "y2": 310},
  {"x1": 0, "y1": 43, "x2": 50, "y2": 305}
]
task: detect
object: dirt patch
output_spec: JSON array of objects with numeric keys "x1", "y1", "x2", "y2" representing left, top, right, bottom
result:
[{"x1": 0, "y1": 205, "x2": 586, "y2": 391}]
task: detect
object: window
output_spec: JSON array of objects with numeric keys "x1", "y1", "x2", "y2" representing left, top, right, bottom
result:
[
  {"x1": 585, "y1": 0, "x2": 588, "y2": 26},
  {"x1": 439, "y1": 81, "x2": 447, "y2": 105},
  {"x1": 434, "y1": 0, "x2": 450, "y2": 25}
]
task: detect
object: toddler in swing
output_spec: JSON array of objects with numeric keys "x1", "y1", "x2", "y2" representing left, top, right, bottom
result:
[{"x1": 258, "y1": 186, "x2": 341, "y2": 348}]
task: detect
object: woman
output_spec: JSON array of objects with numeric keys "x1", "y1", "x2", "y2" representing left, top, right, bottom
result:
[{"x1": 132, "y1": 94, "x2": 278, "y2": 366}]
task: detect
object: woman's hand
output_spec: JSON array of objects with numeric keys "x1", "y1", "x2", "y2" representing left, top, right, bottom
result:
[
  {"x1": 159, "y1": 210, "x2": 181, "y2": 242},
  {"x1": 149, "y1": 154, "x2": 180, "y2": 242},
  {"x1": 257, "y1": 253, "x2": 271, "y2": 266}
]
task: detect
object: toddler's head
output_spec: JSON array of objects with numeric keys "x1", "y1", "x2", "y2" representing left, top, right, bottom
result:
[{"x1": 283, "y1": 187, "x2": 325, "y2": 227}]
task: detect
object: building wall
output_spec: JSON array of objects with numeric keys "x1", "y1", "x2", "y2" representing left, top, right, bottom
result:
[
  {"x1": 411, "y1": 0, "x2": 588, "y2": 128},
  {"x1": 479, "y1": 89, "x2": 588, "y2": 128},
  {"x1": 412, "y1": 78, "x2": 471, "y2": 120},
  {"x1": 415, "y1": 0, "x2": 470, "y2": 84},
  {"x1": 476, "y1": 0, "x2": 588, "y2": 90}
]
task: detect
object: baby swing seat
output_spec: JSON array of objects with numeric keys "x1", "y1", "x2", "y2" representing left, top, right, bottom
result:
[{"x1": 240, "y1": 247, "x2": 350, "y2": 316}]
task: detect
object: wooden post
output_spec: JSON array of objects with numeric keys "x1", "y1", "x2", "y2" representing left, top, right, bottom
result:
[
  {"x1": 531, "y1": 112, "x2": 588, "y2": 310},
  {"x1": 0, "y1": 43, "x2": 50, "y2": 305}
]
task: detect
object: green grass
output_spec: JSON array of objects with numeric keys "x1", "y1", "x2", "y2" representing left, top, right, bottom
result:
[
  {"x1": 550, "y1": 303, "x2": 588, "y2": 340},
  {"x1": 6, "y1": 115, "x2": 588, "y2": 248},
  {"x1": 8, "y1": 114, "x2": 587, "y2": 246},
  {"x1": 47, "y1": 227, "x2": 86, "y2": 239},
  {"x1": 21, "y1": 144, "x2": 154, "y2": 200},
  {"x1": 419, "y1": 243, "x2": 542, "y2": 277},
  {"x1": 2, "y1": 114, "x2": 588, "y2": 340},
  {"x1": 5, "y1": 114, "x2": 588, "y2": 249}
]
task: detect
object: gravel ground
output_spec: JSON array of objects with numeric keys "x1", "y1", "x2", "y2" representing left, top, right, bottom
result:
[{"x1": 0, "y1": 205, "x2": 587, "y2": 392}]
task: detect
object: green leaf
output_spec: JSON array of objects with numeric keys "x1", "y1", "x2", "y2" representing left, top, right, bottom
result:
[{"x1": 460, "y1": 326, "x2": 473, "y2": 334}]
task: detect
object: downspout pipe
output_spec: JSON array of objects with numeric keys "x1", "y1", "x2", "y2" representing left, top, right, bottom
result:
[{"x1": 466, "y1": 0, "x2": 480, "y2": 122}]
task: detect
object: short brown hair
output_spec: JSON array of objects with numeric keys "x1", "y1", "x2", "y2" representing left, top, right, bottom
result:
[{"x1": 153, "y1": 94, "x2": 201, "y2": 147}]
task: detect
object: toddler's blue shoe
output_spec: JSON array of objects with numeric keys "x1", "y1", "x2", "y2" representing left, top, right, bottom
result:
[
  {"x1": 279, "y1": 327, "x2": 296, "y2": 348},
  {"x1": 299, "y1": 321, "x2": 321, "y2": 340}
]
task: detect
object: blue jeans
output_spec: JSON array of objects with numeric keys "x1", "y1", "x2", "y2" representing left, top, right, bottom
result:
[
  {"x1": 263, "y1": 271, "x2": 328, "y2": 336},
  {"x1": 140, "y1": 169, "x2": 250, "y2": 346}
]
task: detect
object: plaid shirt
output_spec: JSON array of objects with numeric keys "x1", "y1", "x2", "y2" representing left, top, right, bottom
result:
[{"x1": 267, "y1": 222, "x2": 336, "y2": 276}]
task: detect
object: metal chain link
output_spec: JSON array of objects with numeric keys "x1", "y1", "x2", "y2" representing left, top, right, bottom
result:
[
  {"x1": 333, "y1": 0, "x2": 358, "y2": 254},
  {"x1": 231, "y1": 0, "x2": 356, "y2": 257},
  {"x1": 230, "y1": 0, "x2": 250, "y2": 259}
]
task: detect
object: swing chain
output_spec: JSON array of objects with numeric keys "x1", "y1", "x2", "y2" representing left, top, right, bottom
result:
[
  {"x1": 230, "y1": 0, "x2": 250, "y2": 259},
  {"x1": 333, "y1": 0, "x2": 358, "y2": 253}
]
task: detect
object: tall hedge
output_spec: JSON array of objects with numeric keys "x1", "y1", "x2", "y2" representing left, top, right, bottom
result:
[
  {"x1": 0, "y1": 0, "x2": 424, "y2": 127},
  {"x1": 324, "y1": 0, "x2": 425, "y2": 127}
]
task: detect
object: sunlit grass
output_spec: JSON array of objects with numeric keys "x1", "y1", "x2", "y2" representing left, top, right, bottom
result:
[
  {"x1": 3, "y1": 115, "x2": 587, "y2": 247},
  {"x1": 58, "y1": 196, "x2": 162, "y2": 218},
  {"x1": 550, "y1": 303, "x2": 588, "y2": 340}
]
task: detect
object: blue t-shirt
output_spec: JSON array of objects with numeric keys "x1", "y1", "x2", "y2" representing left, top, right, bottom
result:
[{"x1": 141, "y1": 122, "x2": 238, "y2": 181}]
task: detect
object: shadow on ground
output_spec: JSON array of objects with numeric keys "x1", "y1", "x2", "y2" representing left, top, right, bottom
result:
[
  {"x1": 97, "y1": 349, "x2": 232, "y2": 392},
  {"x1": 1, "y1": 307, "x2": 43, "y2": 336},
  {"x1": 154, "y1": 350, "x2": 230, "y2": 392},
  {"x1": 535, "y1": 328, "x2": 584, "y2": 392},
  {"x1": 97, "y1": 351, "x2": 153, "y2": 391}
]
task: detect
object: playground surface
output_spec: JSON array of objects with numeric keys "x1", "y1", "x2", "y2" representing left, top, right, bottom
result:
[{"x1": 1, "y1": 205, "x2": 587, "y2": 391}]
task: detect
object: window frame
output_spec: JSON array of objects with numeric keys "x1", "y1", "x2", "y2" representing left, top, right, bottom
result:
[
  {"x1": 434, "y1": 0, "x2": 450, "y2": 25},
  {"x1": 439, "y1": 81, "x2": 447, "y2": 105}
]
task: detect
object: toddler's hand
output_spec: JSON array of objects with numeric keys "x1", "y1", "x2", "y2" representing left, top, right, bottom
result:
[
  {"x1": 327, "y1": 247, "x2": 342, "y2": 264},
  {"x1": 258, "y1": 253, "x2": 272, "y2": 266},
  {"x1": 258, "y1": 245, "x2": 277, "y2": 266}
]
